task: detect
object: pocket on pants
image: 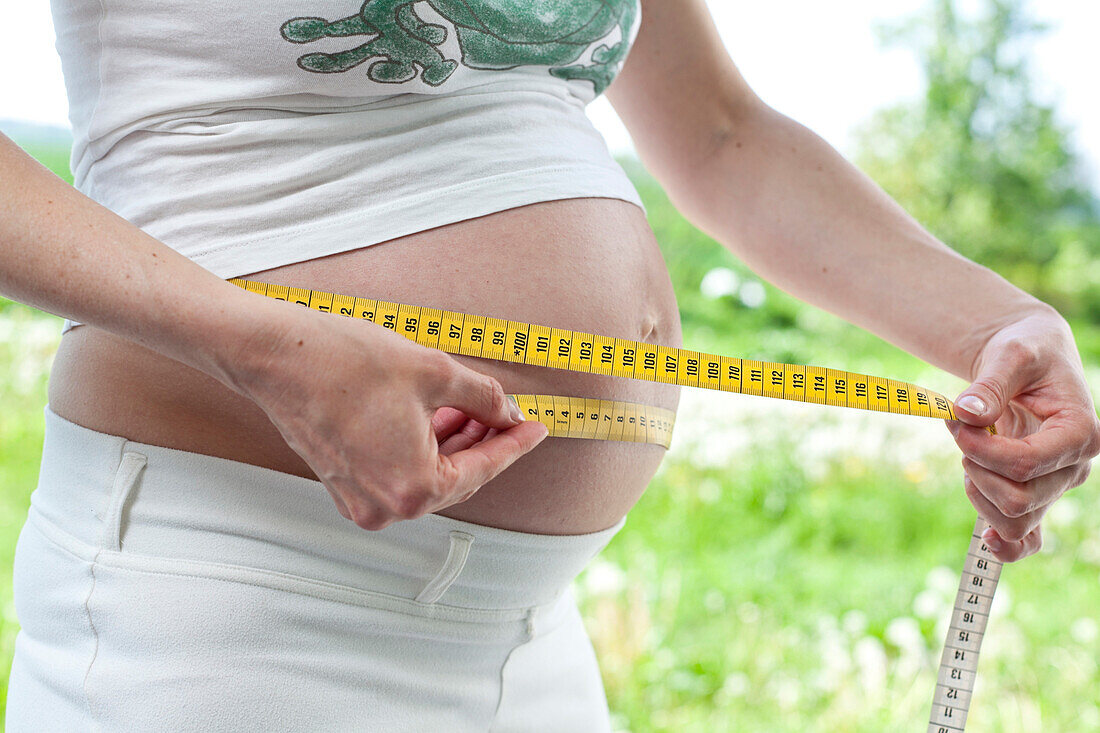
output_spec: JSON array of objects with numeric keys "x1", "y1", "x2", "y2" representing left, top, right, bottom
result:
[
  {"x1": 7, "y1": 515, "x2": 100, "y2": 731},
  {"x1": 491, "y1": 593, "x2": 611, "y2": 732}
]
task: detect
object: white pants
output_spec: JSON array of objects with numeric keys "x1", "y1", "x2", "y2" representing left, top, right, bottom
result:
[{"x1": 6, "y1": 407, "x2": 622, "y2": 732}]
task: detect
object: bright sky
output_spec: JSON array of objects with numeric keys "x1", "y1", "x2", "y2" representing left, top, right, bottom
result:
[{"x1": 3, "y1": 0, "x2": 1097, "y2": 188}]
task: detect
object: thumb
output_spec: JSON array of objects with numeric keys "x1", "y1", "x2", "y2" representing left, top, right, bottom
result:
[
  {"x1": 954, "y1": 344, "x2": 1035, "y2": 427},
  {"x1": 428, "y1": 361, "x2": 524, "y2": 430}
]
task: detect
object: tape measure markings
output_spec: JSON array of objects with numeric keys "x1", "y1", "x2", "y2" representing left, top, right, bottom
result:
[
  {"x1": 232, "y1": 279, "x2": 960, "y2": 424},
  {"x1": 928, "y1": 517, "x2": 1003, "y2": 732},
  {"x1": 509, "y1": 394, "x2": 675, "y2": 448},
  {"x1": 231, "y1": 278, "x2": 1002, "y2": 732}
]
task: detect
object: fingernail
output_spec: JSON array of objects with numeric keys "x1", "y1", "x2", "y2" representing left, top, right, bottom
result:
[
  {"x1": 508, "y1": 400, "x2": 524, "y2": 423},
  {"x1": 981, "y1": 528, "x2": 1002, "y2": 553},
  {"x1": 957, "y1": 395, "x2": 987, "y2": 416}
]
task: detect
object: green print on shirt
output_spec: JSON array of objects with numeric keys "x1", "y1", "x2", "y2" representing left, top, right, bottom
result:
[{"x1": 280, "y1": 0, "x2": 636, "y2": 95}]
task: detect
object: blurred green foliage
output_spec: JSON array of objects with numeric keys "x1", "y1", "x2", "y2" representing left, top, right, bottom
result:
[
  {"x1": 853, "y1": 0, "x2": 1100, "y2": 319},
  {"x1": 18, "y1": 144, "x2": 74, "y2": 186}
]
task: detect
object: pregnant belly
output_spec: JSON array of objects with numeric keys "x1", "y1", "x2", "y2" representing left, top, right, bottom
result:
[{"x1": 48, "y1": 198, "x2": 683, "y2": 534}]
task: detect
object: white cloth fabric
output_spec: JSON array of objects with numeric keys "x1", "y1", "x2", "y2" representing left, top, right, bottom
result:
[
  {"x1": 6, "y1": 407, "x2": 623, "y2": 731},
  {"x1": 49, "y1": 0, "x2": 644, "y2": 334}
]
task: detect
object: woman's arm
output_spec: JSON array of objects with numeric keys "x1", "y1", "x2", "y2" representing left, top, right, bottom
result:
[
  {"x1": 0, "y1": 131, "x2": 546, "y2": 528},
  {"x1": 608, "y1": 0, "x2": 1100, "y2": 561},
  {"x1": 0, "y1": 133, "x2": 266, "y2": 381}
]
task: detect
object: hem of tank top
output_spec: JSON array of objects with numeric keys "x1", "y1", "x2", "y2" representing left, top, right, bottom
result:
[
  {"x1": 183, "y1": 162, "x2": 646, "y2": 272},
  {"x1": 61, "y1": 163, "x2": 646, "y2": 334}
]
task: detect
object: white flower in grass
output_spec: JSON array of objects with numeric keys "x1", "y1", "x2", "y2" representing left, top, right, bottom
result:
[
  {"x1": 1047, "y1": 495, "x2": 1081, "y2": 527},
  {"x1": 913, "y1": 589, "x2": 945, "y2": 620},
  {"x1": 990, "y1": 582, "x2": 1011, "y2": 616},
  {"x1": 818, "y1": 633, "x2": 851, "y2": 686},
  {"x1": 581, "y1": 558, "x2": 626, "y2": 596},
  {"x1": 771, "y1": 673, "x2": 800, "y2": 709},
  {"x1": 697, "y1": 477, "x2": 722, "y2": 504},
  {"x1": 885, "y1": 616, "x2": 927, "y2": 677},
  {"x1": 925, "y1": 566, "x2": 958, "y2": 596},
  {"x1": 610, "y1": 712, "x2": 632, "y2": 733},
  {"x1": 854, "y1": 636, "x2": 887, "y2": 695},
  {"x1": 1071, "y1": 617, "x2": 1098, "y2": 644},
  {"x1": 700, "y1": 267, "x2": 740, "y2": 299},
  {"x1": 716, "y1": 672, "x2": 749, "y2": 703},
  {"x1": 885, "y1": 616, "x2": 924, "y2": 651},
  {"x1": 1078, "y1": 538, "x2": 1100, "y2": 566},
  {"x1": 739, "y1": 281, "x2": 766, "y2": 308},
  {"x1": 653, "y1": 648, "x2": 676, "y2": 670},
  {"x1": 842, "y1": 609, "x2": 868, "y2": 637},
  {"x1": 738, "y1": 601, "x2": 761, "y2": 624}
]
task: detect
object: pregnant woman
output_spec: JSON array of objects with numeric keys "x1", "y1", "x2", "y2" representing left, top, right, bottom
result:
[{"x1": 3, "y1": 0, "x2": 1097, "y2": 729}]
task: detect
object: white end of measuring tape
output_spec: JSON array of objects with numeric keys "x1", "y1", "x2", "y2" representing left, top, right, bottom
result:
[{"x1": 927, "y1": 516, "x2": 1003, "y2": 732}]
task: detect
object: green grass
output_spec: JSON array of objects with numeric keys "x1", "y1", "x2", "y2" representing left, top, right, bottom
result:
[
  {"x1": 15, "y1": 142, "x2": 74, "y2": 186},
  {"x1": 578, "y1": 425, "x2": 1100, "y2": 731},
  {"x1": 2, "y1": 144, "x2": 1099, "y2": 731},
  {"x1": 0, "y1": 308, "x2": 58, "y2": 709}
]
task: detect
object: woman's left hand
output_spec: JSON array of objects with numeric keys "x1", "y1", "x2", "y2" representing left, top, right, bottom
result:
[{"x1": 947, "y1": 309, "x2": 1100, "y2": 562}]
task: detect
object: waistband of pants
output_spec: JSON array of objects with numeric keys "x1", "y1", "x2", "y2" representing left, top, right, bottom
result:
[{"x1": 31, "y1": 406, "x2": 625, "y2": 618}]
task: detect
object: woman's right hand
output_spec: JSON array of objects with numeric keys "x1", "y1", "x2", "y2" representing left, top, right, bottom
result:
[
  {"x1": 0, "y1": 135, "x2": 546, "y2": 529},
  {"x1": 220, "y1": 298, "x2": 549, "y2": 530}
]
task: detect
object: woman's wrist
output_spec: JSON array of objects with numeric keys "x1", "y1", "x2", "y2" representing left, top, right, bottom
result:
[
  {"x1": 963, "y1": 302, "x2": 1072, "y2": 382},
  {"x1": 200, "y1": 291, "x2": 311, "y2": 399}
]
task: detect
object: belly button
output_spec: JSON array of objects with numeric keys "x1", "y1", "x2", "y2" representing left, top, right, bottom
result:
[{"x1": 641, "y1": 314, "x2": 659, "y2": 343}]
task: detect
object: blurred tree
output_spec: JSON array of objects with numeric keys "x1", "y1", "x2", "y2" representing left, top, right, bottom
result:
[{"x1": 853, "y1": 0, "x2": 1100, "y2": 318}]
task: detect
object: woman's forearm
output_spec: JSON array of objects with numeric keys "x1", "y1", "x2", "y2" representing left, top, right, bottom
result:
[
  {"x1": 0, "y1": 131, "x2": 546, "y2": 528},
  {"x1": 674, "y1": 103, "x2": 1060, "y2": 380},
  {"x1": 0, "y1": 132, "x2": 274, "y2": 388}
]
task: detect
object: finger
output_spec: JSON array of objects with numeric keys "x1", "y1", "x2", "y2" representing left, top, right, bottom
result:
[
  {"x1": 978, "y1": 523, "x2": 1043, "y2": 563},
  {"x1": 434, "y1": 421, "x2": 550, "y2": 503},
  {"x1": 961, "y1": 455, "x2": 1084, "y2": 524},
  {"x1": 432, "y1": 407, "x2": 469, "y2": 442},
  {"x1": 962, "y1": 472, "x2": 1044, "y2": 544},
  {"x1": 453, "y1": 486, "x2": 481, "y2": 505},
  {"x1": 438, "y1": 419, "x2": 491, "y2": 456},
  {"x1": 949, "y1": 416, "x2": 1091, "y2": 482},
  {"x1": 320, "y1": 483, "x2": 354, "y2": 522},
  {"x1": 344, "y1": 498, "x2": 397, "y2": 532},
  {"x1": 428, "y1": 361, "x2": 523, "y2": 430},
  {"x1": 953, "y1": 340, "x2": 1043, "y2": 428}
]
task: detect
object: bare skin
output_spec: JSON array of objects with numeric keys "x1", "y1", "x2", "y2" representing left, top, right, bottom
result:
[{"x1": 48, "y1": 198, "x2": 682, "y2": 534}]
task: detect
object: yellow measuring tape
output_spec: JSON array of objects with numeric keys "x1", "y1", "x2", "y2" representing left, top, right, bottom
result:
[
  {"x1": 231, "y1": 278, "x2": 1000, "y2": 731},
  {"x1": 230, "y1": 278, "x2": 973, "y2": 447}
]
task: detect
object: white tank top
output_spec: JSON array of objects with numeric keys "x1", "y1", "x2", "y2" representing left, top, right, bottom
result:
[{"x1": 50, "y1": 0, "x2": 644, "y2": 292}]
